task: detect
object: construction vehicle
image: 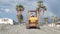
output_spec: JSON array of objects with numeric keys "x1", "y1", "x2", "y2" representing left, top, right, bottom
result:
[{"x1": 26, "y1": 10, "x2": 40, "y2": 29}]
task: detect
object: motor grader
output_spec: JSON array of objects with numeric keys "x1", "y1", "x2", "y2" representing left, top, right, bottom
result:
[{"x1": 26, "y1": 10, "x2": 40, "y2": 29}]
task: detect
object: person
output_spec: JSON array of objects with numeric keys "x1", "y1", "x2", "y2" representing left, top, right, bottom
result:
[{"x1": 29, "y1": 15, "x2": 38, "y2": 24}]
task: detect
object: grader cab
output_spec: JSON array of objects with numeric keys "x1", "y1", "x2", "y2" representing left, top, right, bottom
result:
[{"x1": 26, "y1": 10, "x2": 40, "y2": 29}]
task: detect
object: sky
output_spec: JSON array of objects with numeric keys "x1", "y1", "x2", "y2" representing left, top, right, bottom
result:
[{"x1": 0, "y1": 0, "x2": 60, "y2": 22}]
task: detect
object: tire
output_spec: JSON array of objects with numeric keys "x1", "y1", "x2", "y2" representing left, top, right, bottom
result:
[
  {"x1": 26, "y1": 25, "x2": 30, "y2": 29},
  {"x1": 37, "y1": 27, "x2": 40, "y2": 29},
  {"x1": 26, "y1": 24, "x2": 29, "y2": 29}
]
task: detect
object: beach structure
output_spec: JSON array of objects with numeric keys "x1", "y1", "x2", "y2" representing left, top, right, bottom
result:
[{"x1": 0, "y1": 18, "x2": 14, "y2": 25}]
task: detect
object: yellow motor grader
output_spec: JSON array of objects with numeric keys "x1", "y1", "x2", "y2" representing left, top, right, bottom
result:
[{"x1": 26, "y1": 10, "x2": 40, "y2": 29}]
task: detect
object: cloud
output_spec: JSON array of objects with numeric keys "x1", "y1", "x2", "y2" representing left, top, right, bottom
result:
[
  {"x1": 4, "y1": 9, "x2": 10, "y2": 13},
  {"x1": 0, "y1": 0, "x2": 18, "y2": 13},
  {"x1": 44, "y1": 11, "x2": 56, "y2": 17},
  {"x1": 0, "y1": 8, "x2": 10, "y2": 13}
]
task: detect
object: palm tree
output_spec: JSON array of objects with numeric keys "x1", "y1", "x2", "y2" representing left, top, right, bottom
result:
[
  {"x1": 37, "y1": 0, "x2": 47, "y2": 14},
  {"x1": 16, "y1": 4, "x2": 24, "y2": 15},
  {"x1": 16, "y1": 4, "x2": 24, "y2": 24},
  {"x1": 51, "y1": 16, "x2": 59, "y2": 26},
  {"x1": 54, "y1": 16, "x2": 58, "y2": 25},
  {"x1": 37, "y1": 0, "x2": 47, "y2": 22},
  {"x1": 51, "y1": 16, "x2": 55, "y2": 23},
  {"x1": 51, "y1": 16, "x2": 58, "y2": 23},
  {"x1": 36, "y1": 0, "x2": 43, "y2": 22},
  {"x1": 38, "y1": 0, "x2": 43, "y2": 8},
  {"x1": 44, "y1": 18, "x2": 48, "y2": 25},
  {"x1": 41, "y1": 6, "x2": 47, "y2": 15}
]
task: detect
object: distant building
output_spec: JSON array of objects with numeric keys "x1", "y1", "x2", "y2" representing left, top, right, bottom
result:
[
  {"x1": 0, "y1": 18, "x2": 15, "y2": 25},
  {"x1": 48, "y1": 23, "x2": 55, "y2": 27},
  {"x1": 56, "y1": 21, "x2": 60, "y2": 27},
  {"x1": 48, "y1": 21, "x2": 60, "y2": 27}
]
